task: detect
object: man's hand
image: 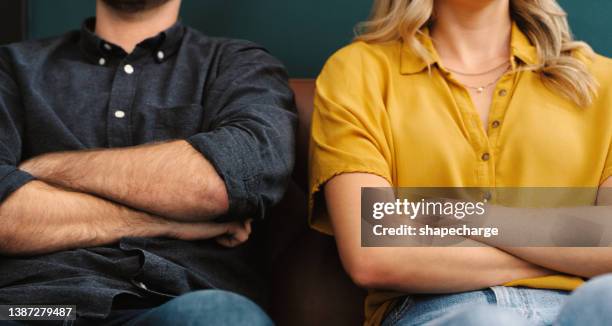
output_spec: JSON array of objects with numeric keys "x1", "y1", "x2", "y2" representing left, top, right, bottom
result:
[{"x1": 167, "y1": 219, "x2": 253, "y2": 248}]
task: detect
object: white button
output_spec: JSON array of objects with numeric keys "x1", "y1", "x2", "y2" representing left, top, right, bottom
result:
[
  {"x1": 114, "y1": 110, "x2": 126, "y2": 119},
  {"x1": 124, "y1": 64, "x2": 134, "y2": 74},
  {"x1": 156, "y1": 51, "x2": 165, "y2": 61},
  {"x1": 98, "y1": 58, "x2": 106, "y2": 66},
  {"x1": 103, "y1": 43, "x2": 112, "y2": 51}
]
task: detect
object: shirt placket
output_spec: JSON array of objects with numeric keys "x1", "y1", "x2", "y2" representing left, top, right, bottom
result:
[
  {"x1": 486, "y1": 73, "x2": 516, "y2": 185},
  {"x1": 106, "y1": 60, "x2": 139, "y2": 147},
  {"x1": 443, "y1": 69, "x2": 516, "y2": 188}
]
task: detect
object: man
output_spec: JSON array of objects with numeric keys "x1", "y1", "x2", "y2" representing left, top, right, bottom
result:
[{"x1": 0, "y1": 0, "x2": 296, "y2": 324}]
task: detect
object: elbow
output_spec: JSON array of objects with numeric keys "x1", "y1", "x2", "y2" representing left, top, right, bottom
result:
[
  {"x1": 348, "y1": 265, "x2": 381, "y2": 290},
  {"x1": 342, "y1": 251, "x2": 392, "y2": 289},
  {"x1": 0, "y1": 245, "x2": 19, "y2": 257},
  {"x1": 341, "y1": 249, "x2": 428, "y2": 292},
  {"x1": 0, "y1": 231, "x2": 20, "y2": 256},
  {"x1": 186, "y1": 175, "x2": 230, "y2": 220}
]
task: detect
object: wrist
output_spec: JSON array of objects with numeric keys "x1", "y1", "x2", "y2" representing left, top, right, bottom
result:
[{"x1": 119, "y1": 206, "x2": 172, "y2": 239}]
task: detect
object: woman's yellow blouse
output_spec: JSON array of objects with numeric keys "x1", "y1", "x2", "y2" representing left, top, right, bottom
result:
[{"x1": 309, "y1": 24, "x2": 612, "y2": 325}]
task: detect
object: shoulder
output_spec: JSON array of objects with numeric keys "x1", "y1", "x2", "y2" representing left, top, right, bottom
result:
[
  {"x1": 185, "y1": 27, "x2": 264, "y2": 51},
  {"x1": 578, "y1": 52, "x2": 612, "y2": 109},
  {"x1": 0, "y1": 31, "x2": 79, "y2": 65},
  {"x1": 589, "y1": 53, "x2": 612, "y2": 87},
  {"x1": 182, "y1": 27, "x2": 279, "y2": 65},
  {"x1": 577, "y1": 53, "x2": 612, "y2": 121},
  {"x1": 322, "y1": 40, "x2": 401, "y2": 74},
  {"x1": 317, "y1": 40, "x2": 401, "y2": 93},
  {"x1": 0, "y1": 31, "x2": 79, "y2": 83}
]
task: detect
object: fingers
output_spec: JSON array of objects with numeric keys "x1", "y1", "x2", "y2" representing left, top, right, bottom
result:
[
  {"x1": 244, "y1": 219, "x2": 253, "y2": 234},
  {"x1": 215, "y1": 219, "x2": 253, "y2": 248},
  {"x1": 216, "y1": 235, "x2": 241, "y2": 248}
]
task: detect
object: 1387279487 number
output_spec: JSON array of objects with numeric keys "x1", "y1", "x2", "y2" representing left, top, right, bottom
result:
[{"x1": 0, "y1": 305, "x2": 76, "y2": 321}]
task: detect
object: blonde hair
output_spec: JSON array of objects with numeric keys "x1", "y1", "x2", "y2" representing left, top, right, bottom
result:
[{"x1": 356, "y1": 0, "x2": 598, "y2": 107}]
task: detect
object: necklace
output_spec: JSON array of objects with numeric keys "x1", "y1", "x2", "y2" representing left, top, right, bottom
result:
[
  {"x1": 445, "y1": 60, "x2": 511, "y2": 76},
  {"x1": 463, "y1": 77, "x2": 503, "y2": 94},
  {"x1": 455, "y1": 64, "x2": 511, "y2": 94}
]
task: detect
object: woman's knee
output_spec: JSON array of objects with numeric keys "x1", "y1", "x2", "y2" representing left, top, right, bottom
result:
[
  {"x1": 575, "y1": 273, "x2": 612, "y2": 299},
  {"x1": 430, "y1": 305, "x2": 529, "y2": 326},
  {"x1": 555, "y1": 274, "x2": 612, "y2": 325}
]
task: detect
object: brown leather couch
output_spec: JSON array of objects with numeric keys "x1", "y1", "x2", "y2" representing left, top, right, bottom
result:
[{"x1": 267, "y1": 79, "x2": 366, "y2": 326}]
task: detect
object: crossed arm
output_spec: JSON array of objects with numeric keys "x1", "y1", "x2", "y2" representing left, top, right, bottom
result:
[
  {"x1": 19, "y1": 140, "x2": 229, "y2": 222},
  {"x1": 325, "y1": 173, "x2": 612, "y2": 293},
  {"x1": 0, "y1": 140, "x2": 250, "y2": 256}
]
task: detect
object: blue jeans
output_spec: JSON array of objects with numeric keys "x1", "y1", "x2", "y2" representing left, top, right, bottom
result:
[
  {"x1": 122, "y1": 290, "x2": 273, "y2": 326},
  {"x1": 1, "y1": 290, "x2": 272, "y2": 326},
  {"x1": 383, "y1": 274, "x2": 612, "y2": 326}
]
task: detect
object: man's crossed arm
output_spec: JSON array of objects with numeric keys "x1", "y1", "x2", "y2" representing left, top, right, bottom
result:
[
  {"x1": 20, "y1": 140, "x2": 229, "y2": 222},
  {"x1": 0, "y1": 140, "x2": 251, "y2": 256},
  {"x1": 0, "y1": 180, "x2": 250, "y2": 256}
]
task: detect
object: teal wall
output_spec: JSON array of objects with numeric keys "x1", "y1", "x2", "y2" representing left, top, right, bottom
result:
[{"x1": 28, "y1": 0, "x2": 611, "y2": 78}]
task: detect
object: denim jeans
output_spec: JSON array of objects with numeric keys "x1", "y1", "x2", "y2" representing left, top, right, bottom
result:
[
  {"x1": 121, "y1": 290, "x2": 273, "y2": 326},
  {"x1": 383, "y1": 274, "x2": 612, "y2": 326},
  {"x1": 1, "y1": 290, "x2": 273, "y2": 326}
]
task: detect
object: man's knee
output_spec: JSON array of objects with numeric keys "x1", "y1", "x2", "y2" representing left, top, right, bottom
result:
[
  {"x1": 430, "y1": 305, "x2": 529, "y2": 326},
  {"x1": 132, "y1": 290, "x2": 272, "y2": 326},
  {"x1": 174, "y1": 290, "x2": 271, "y2": 324}
]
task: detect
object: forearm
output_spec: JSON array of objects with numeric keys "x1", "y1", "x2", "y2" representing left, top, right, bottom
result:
[
  {"x1": 468, "y1": 194, "x2": 612, "y2": 277},
  {"x1": 356, "y1": 245, "x2": 553, "y2": 293},
  {"x1": 325, "y1": 173, "x2": 552, "y2": 293},
  {"x1": 0, "y1": 180, "x2": 169, "y2": 256},
  {"x1": 498, "y1": 247, "x2": 612, "y2": 278},
  {"x1": 20, "y1": 141, "x2": 229, "y2": 222}
]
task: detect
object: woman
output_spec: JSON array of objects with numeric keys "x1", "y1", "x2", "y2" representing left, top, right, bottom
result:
[{"x1": 309, "y1": 0, "x2": 612, "y2": 325}]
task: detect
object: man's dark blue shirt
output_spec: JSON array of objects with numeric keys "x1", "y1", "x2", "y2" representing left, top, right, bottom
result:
[{"x1": 0, "y1": 18, "x2": 296, "y2": 319}]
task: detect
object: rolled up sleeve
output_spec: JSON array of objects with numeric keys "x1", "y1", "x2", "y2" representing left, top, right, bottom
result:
[
  {"x1": 0, "y1": 166, "x2": 33, "y2": 202},
  {"x1": 0, "y1": 52, "x2": 33, "y2": 203},
  {"x1": 187, "y1": 40, "x2": 296, "y2": 220},
  {"x1": 602, "y1": 140, "x2": 612, "y2": 185}
]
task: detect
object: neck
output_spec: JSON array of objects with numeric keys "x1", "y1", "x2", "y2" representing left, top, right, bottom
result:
[
  {"x1": 430, "y1": 0, "x2": 512, "y2": 69},
  {"x1": 95, "y1": 0, "x2": 180, "y2": 53}
]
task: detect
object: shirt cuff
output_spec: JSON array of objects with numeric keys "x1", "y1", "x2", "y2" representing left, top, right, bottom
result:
[
  {"x1": 0, "y1": 165, "x2": 35, "y2": 203},
  {"x1": 186, "y1": 131, "x2": 261, "y2": 219},
  {"x1": 602, "y1": 167, "x2": 612, "y2": 185}
]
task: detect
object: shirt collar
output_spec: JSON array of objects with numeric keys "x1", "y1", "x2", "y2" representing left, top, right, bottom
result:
[
  {"x1": 510, "y1": 22, "x2": 538, "y2": 66},
  {"x1": 79, "y1": 17, "x2": 186, "y2": 64},
  {"x1": 400, "y1": 22, "x2": 538, "y2": 75}
]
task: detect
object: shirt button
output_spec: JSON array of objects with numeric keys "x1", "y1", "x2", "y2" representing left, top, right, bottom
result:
[
  {"x1": 103, "y1": 43, "x2": 112, "y2": 51},
  {"x1": 156, "y1": 51, "x2": 165, "y2": 61},
  {"x1": 481, "y1": 153, "x2": 491, "y2": 161},
  {"x1": 124, "y1": 64, "x2": 135, "y2": 74},
  {"x1": 491, "y1": 120, "x2": 501, "y2": 128},
  {"x1": 137, "y1": 282, "x2": 148, "y2": 290},
  {"x1": 114, "y1": 110, "x2": 126, "y2": 119},
  {"x1": 498, "y1": 89, "x2": 508, "y2": 96},
  {"x1": 98, "y1": 58, "x2": 106, "y2": 66},
  {"x1": 483, "y1": 191, "x2": 493, "y2": 201}
]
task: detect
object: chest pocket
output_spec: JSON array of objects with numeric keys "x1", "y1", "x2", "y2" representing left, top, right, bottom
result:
[{"x1": 153, "y1": 104, "x2": 205, "y2": 141}]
